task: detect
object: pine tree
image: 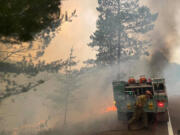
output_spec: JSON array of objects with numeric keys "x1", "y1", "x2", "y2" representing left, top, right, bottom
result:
[
  {"x1": 63, "y1": 48, "x2": 77, "y2": 129},
  {"x1": 49, "y1": 48, "x2": 80, "y2": 133},
  {"x1": 0, "y1": 1, "x2": 77, "y2": 101},
  {"x1": 89, "y1": 0, "x2": 158, "y2": 65},
  {"x1": 0, "y1": 0, "x2": 61, "y2": 43}
]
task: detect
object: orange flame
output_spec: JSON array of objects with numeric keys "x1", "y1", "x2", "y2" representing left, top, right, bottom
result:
[{"x1": 105, "y1": 105, "x2": 117, "y2": 112}]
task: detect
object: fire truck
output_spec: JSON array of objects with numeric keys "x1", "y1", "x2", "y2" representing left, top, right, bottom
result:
[{"x1": 112, "y1": 75, "x2": 169, "y2": 122}]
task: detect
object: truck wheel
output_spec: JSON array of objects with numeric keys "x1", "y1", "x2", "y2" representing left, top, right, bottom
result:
[
  {"x1": 126, "y1": 112, "x2": 133, "y2": 121},
  {"x1": 156, "y1": 111, "x2": 169, "y2": 122},
  {"x1": 148, "y1": 113, "x2": 156, "y2": 124}
]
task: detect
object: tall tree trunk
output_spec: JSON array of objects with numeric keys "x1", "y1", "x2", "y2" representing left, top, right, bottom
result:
[
  {"x1": 117, "y1": 0, "x2": 121, "y2": 64},
  {"x1": 63, "y1": 86, "x2": 69, "y2": 129},
  {"x1": 63, "y1": 48, "x2": 73, "y2": 133}
]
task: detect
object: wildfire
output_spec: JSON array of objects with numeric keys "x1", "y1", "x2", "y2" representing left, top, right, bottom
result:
[{"x1": 105, "y1": 105, "x2": 117, "y2": 112}]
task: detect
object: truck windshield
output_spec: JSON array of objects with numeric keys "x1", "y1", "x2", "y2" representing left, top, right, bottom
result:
[
  {"x1": 154, "y1": 83, "x2": 165, "y2": 91},
  {"x1": 125, "y1": 87, "x2": 153, "y2": 95}
]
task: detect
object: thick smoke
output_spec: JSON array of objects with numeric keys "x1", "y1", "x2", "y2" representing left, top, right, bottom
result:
[
  {"x1": 147, "y1": 0, "x2": 180, "y2": 75},
  {"x1": 1, "y1": 1, "x2": 180, "y2": 135},
  {"x1": 0, "y1": 68, "x2": 115, "y2": 135},
  {"x1": 0, "y1": 60, "x2": 150, "y2": 135}
]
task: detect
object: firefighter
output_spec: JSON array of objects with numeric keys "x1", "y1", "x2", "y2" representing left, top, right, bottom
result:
[{"x1": 128, "y1": 90, "x2": 152, "y2": 130}]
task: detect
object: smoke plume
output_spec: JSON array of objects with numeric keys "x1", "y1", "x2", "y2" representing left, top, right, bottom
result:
[{"x1": 147, "y1": 0, "x2": 180, "y2": 75}]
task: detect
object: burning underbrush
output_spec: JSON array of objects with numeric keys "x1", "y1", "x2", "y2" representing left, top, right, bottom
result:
[{"x1": 104, "y1": 105, "x2": 117, "y2": 113}]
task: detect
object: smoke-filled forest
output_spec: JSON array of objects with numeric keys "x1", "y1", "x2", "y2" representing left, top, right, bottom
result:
[{"x1": 0, "y1": 0, "x2": 180, "y2": 135}]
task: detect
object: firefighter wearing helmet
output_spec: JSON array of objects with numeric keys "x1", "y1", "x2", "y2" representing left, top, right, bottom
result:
[{"x1": 128, "y1": 90, "x2": 152, "y2": 130}]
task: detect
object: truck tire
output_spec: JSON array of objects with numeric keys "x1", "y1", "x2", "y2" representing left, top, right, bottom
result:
[
  {"x1": 126, "y1": 112, "x2": 133, "y2": 121},
  {"x1": 156, "y1": 111, "x2": 169, "y2": 122}
]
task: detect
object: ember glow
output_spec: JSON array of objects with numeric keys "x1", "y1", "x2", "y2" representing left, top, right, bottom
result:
[{"x1": 105, "y1": 105, "x2": 117, "y2": 112}]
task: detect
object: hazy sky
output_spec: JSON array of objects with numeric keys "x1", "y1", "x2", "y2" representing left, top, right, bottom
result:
[
  {"x1": 43, "y1": 0, "x2": 98, "y2": 66},
  {"x1": 42, "y1": 0, "x2": 180, "y2": 66}
]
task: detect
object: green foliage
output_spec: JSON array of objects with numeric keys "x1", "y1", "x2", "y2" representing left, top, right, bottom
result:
[
  {"x1": 89, "y1": 0, "x2": 158, "y2": 65},
  {"x1": 0, "y1": 1, "x2": 77, "y2": 102},
  {"x1": 0, "y1": 0, "x2": 61, "y2": 43},
  {"x1": 0, "y1": 77, "x2": 45, "y2": 101},
  {"x1": 0, "y1": 58, "x2": 66, "y2": 101},
  {"x1": 83, "y1": 59, "x2": 96, "y2": 67},
  {"x1": 0, "y1": 59, "x2": 65, "y2": 75}
]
